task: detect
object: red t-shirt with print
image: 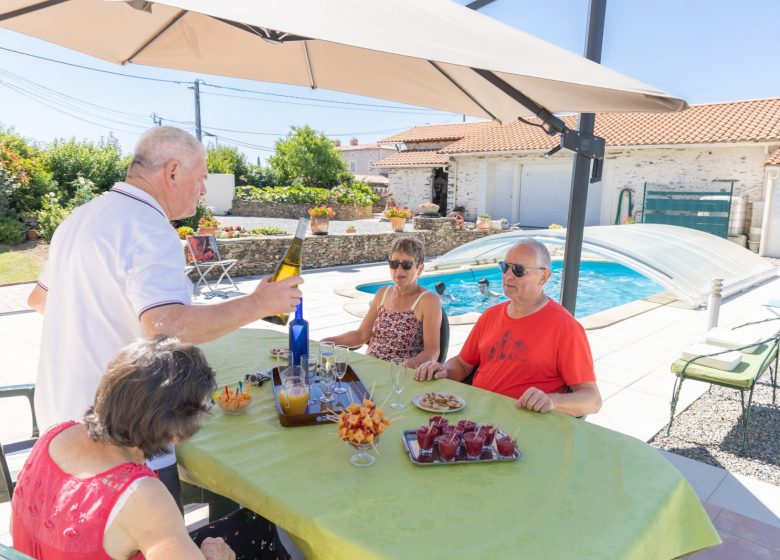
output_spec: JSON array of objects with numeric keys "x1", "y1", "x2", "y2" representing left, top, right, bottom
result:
[{"x1": 459, "y1": 299, "x2": 595, "y2": 399}]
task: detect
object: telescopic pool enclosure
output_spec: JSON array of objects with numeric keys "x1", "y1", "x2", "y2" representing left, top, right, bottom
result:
[{"x1": 428, "y1": 224, "x2": 778, "y2": 308}]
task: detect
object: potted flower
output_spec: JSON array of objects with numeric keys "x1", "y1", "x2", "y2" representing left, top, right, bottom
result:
[
  {"x1": 384, "y1": 206, "x2": 412, "y2": 232},
  {"x1": 418, "y1": 201, "x2": 440, "y2": 215},
  {"x1": 308, "y1": 205, "x2": 335, "y2": 235},
  {"x1": 476, "y1": 213, "x2": 491, "y2": 230},
  {"x1": 197, "y1": 216, "x2": 219, "y2": 236},
  {"x1": 346, "y1": 225, "x2": 357, "y2": 234},
  {"x1": 548, "y1": 223, "x2": 564, "y2": 230},
  {"x1": 176, "y1": 225, "x2": 194, "y2": 240}
]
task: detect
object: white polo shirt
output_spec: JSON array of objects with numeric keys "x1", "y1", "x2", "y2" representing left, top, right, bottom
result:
[{"x1": 35, "y1": 183, "x2": 193, "y2": 435}]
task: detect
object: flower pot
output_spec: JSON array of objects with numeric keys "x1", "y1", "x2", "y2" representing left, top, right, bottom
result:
[
  {"x1": 310, "y1": 216, "x2": 330, "y2": 235},
  {"x1": 418, "y1": 204, "x2": 439, "y2": 215},
  {"x1": 197, "y1": 226, "x2": 217, "y2": 236},
  {"x1": 476, "y1": 217, "x2": 491, "y2": 230},
  {"x1": 390, "y1": 217, "x2": 406, "y2": 233},
  {"x1": 26, "y1": 229, "x2": 39, "y2": 241}
]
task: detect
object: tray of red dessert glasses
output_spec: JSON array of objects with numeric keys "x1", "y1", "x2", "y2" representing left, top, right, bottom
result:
[{"x1": 402, "y1": 416, "x2": 521, "y2": 465}]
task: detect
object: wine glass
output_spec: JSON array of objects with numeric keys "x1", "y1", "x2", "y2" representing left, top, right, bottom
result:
[
  {"x1": 319, "y1": 364, "x2": 336, "y2": 404},
  {"x1": 334, "y1": 345, "x2": 349, "y2": 395},
  {"x1": 390, "y1": 358, "x2": 409, "y2": 410}
]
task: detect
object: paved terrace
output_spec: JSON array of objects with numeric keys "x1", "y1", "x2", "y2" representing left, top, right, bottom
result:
[{"x1": 1, "y1": 262, "x2": 779, "y2": 557}]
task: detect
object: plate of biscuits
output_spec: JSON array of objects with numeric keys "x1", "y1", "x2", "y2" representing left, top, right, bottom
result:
[{"x1": 412, "y1": 391, "x2": 465, "y2": 413}]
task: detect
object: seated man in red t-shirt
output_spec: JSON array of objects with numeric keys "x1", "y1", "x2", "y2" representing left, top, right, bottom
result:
[{"x1": 415, "y1": 239, "x2": 601, "y2": 417}]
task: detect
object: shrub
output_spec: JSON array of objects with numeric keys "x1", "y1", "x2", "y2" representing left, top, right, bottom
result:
[
  {"x1": 43, "y1": 135, "x2": 128, "y2": 199},
  {"x1": 0, "y1": 131, "x2": 56, "y2": 215},
  {"x1": 0, "y1": 215, "x2": 25, "y2": 245},
  {"x1": 331, "y1": 181, "x2": 378, "y2": 206},
  {"x1": 175, "y1": 201, "x2": 214, "y2": 231},
  {"x1": 198, "y1": 216, "x2": 220, "y2": 228},
  {"x1": 246, "y1": 226, "x2": 287, "y2": 236},
  {"x1": 243, "y1": 185, "x2": 328, "y2": 204},
  {"x1": 207, "y1": 144, "x2": 250, "y2": 185},
  {"x1": 242, "y1": 165, "x2": 281, "y2": 188},
  {"x1": 36, "y1": 192, "x2": 70, "y2": 241}
]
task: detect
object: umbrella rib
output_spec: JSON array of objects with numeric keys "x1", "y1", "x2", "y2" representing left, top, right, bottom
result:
[
  {"x1": 0, "y1": 0, "x2": 68, "y2": 22},
  {"x1": 124, "y1": 9, "x2": 188, "y2": 64},
  {"x1": 428, "y1": 61, "x2": 497, "y2": 121},
  {"x1": 302, "y1": 41, "x2": 317, "y2": 89}
]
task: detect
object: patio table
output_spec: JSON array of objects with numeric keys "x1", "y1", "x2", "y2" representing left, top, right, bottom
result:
[{"x1": 177, "y1": 328, "x2": 720, "y2": 560}]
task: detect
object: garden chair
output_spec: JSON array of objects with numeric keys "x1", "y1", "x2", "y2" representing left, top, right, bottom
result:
[
  {"x1": 0, "y1": 543, "x2": 35, "y2": 560},
  {"x1": 0, "y1": 384, "x2": 38, "y2": 502},
  {"x1": 668, "y1": 317, "x2": 779, "y2": 454},
  {"x1": 185, "y1": 235, "x2": 239, "y2": 298}
]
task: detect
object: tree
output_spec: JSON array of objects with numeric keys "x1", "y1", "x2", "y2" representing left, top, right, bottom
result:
[
  {"x1": 268, "y1": 126, "x2": 351, "y2": 188},
  {"x1": 206, "y1": 143, "x2": 250, "y2": 185},
  {"x1": 43, "y1": 134, "x2": 129, "y2": 200}
]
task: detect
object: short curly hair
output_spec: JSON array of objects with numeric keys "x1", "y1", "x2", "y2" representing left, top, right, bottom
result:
[
  {"x1": 389, "y1": 236, "x2": 425, "y2": 264},
  {"x1": 84, "y1": 336, "x2": 216, "y2": 459}
]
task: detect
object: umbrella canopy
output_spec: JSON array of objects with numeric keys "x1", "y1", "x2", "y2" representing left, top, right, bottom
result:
[{"x1": 1, "y1": 0, "x2": 686, "y2": 123}]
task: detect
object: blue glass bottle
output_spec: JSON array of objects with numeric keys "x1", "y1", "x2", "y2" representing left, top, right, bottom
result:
[{"x1": 288, "y1": 299, "x2": 309, "y2": 366}]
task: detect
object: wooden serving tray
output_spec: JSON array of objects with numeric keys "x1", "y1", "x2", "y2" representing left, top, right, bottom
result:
[{"x1": 272, "y1": 365, "x2": 371, "y2": 427}]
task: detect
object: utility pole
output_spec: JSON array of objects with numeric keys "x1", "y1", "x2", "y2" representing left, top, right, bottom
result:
[
  {"x1": 190, "y1": 79, "x2": 202, "y2": 141},
  {"x1": 559, "y1": 0, "x2": 606, "y2": 313}
]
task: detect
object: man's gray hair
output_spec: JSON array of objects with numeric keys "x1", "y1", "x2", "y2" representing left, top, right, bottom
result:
[
  {"x1": 514, "y1": 238, "x2": 552, "y2": 269},
  {"x1": 130, "y1": 126, "x2": 205, "y2": 172}
]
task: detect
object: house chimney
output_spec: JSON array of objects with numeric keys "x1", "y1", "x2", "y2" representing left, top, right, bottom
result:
[
  {"x1": 350, "y1": 137, "x2": 358, "y2": 146},
  {"x1": 334, "y1": 139, "x2": 341, "y2": 147}
]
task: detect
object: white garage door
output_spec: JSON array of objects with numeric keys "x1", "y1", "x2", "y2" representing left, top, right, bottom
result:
[{"x1": 518, "y1": 162, "x2": 601, "y2": 228}]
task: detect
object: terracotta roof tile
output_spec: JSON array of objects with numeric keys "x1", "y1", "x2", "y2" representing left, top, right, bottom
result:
[
  {"x1": 379, "y1": 99, "x2": 780, "y2": 157},
  {"x1": 374, "y1": 149, "x2": 449, "y2": 168},
  {"x1": 765, "y1": 148, "x2": 780, "y2": 167}
]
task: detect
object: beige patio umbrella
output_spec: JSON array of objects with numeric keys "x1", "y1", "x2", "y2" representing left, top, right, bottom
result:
[{"x1": 0, "y1": 0, "x2": 686, "y2": 123}]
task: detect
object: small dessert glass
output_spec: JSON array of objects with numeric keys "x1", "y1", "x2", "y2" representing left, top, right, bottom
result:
[
  {"x1": 436, "y1": 435, "x2": 459, "y2": 462},
  {"x1": 496, "y1": 435, "x2": 517, "y2": 458},
  {"x1": 416, "y1": 426, "x2": 436, "y2": 456},
  {"x1": 463, "y1": 431, "x2": 486, "y2": 460}
]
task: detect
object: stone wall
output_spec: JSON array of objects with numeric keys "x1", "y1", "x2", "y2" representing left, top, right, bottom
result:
[
  {"x1": 231, "y1": 200, "x2": 372, "y2": 220},
  {"x1": 214, "y1": 219, "x2": 496, "y2": 277}
]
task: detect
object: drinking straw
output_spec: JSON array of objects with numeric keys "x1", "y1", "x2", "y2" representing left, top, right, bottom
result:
[{"x1": 224, "y1": 385, "x2": 229, "y2": 399}]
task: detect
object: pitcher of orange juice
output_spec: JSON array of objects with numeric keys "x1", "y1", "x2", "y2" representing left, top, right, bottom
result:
[{"x1": 280, "y1": 366, "x2": 309, "y2": 416}]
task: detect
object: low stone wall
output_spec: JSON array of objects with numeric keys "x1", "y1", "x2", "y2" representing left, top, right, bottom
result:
[
  {"x1": 232, "y1": 200, "x2": 372, "y2": 220},
  {"x1": 215, "y1": 219, "x2": 496, "y2": 277}
]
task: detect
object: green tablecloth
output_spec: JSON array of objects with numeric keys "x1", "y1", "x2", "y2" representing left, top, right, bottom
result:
[{"x1": 177, "y1": 328, "x2": 720, "y2": 560}]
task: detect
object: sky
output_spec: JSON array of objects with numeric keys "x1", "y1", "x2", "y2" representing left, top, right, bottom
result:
[{"x1": 0, "y1": 0, "x2": 778, "y2": 165}]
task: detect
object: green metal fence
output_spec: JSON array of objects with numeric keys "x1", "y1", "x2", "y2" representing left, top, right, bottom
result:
[{"x1": 641, "y1": 182, "x2": 734, "y2": 238}]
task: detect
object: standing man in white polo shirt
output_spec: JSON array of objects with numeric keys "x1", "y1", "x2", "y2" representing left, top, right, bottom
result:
[{"x1": 27, "y1": 126, "x2": 302, "y2": 509}]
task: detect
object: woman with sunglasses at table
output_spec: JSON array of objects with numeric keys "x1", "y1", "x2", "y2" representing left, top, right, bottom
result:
[
  {"x1": 11, "y1": 336, "x2": 236, "y2": 560},
  {"x1": 323, "y1": 237, "x2": 441, "y2": 367},
  {"x1": 415, "y1": 238, "x2": 601, "y2": 418}
]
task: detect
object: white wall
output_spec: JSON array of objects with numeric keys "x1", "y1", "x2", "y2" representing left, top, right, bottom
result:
[
  {"x1": 448, "y1": 145, "x2": 775, "y2": 228},
  {"x1": 387, "y1": 168, "x2": 434, "y2": 208},
  {"x1": 205, "y1": 173, "x2": 235, "y2": 216}
]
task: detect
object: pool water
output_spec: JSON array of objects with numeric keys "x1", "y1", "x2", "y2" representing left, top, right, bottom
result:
[{"x1": 356, "y1": 261, "x2": 662, "y2": 318}]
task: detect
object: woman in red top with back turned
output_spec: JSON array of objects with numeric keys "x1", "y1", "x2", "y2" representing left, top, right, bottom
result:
[
  {"x1": 11, "y1": 336, "x2": 234, "y2": 560},
  {"x1": 415, "y1": 238, "x2": 602, "y2": 418}
]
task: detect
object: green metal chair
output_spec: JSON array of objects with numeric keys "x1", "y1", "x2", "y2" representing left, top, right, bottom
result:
[
  {"x1": 0, "y1": 384, "x2": 38, "y2": 501},
  {"x1": 668, "y1": 318, "x2": 779, "y2": 455}
]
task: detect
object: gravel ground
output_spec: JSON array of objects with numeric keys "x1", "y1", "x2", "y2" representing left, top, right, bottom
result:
[
  {"x1": 216, "y1": 214, "x2": 411, "y2": 235},
  {"x1": 650, "y1": 376, "x2": 780, "y2": 486}
]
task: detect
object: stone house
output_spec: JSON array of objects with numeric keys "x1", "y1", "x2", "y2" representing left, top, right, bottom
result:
[{"x1": 375, "y1": 98, "x2": 780, "y2": 255}]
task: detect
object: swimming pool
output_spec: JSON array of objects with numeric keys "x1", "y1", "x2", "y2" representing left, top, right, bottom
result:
[{"x1": 355, "y1": 261, "x2": 663, "y2": 318}]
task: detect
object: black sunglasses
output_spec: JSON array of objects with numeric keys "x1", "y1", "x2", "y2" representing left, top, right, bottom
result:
[
  {"x1": 498, "y1": 261, "x2": 547, "y2": 277},
  {"x1": 388, "y1": 259, "x2": 415, "y2": 270}
]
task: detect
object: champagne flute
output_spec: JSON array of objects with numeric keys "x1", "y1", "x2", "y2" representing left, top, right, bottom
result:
[
  {"x1": 334, "y1": 345, "x2": 349, "y2": 395},
  {"x1": 319, "y1": 364, "x2": 336, "y2": 404},
  {"x1": 390, "y1": 358, "x2": 409, "y2": 410},
  {"x1": 320, "y1": 342, "x2": 335, "y2": 375}
]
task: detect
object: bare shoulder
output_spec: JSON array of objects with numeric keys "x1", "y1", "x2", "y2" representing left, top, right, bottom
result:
[{"x1": 420, "y1": 290, "x2": 442, "y2": 314}]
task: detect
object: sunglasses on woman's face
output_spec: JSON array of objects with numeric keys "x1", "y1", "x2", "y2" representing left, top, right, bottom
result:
[
  {"x1": 388, "y1": 259, "x2": 415, "y2": 270},
  {"x1": 498, "y1": 261, "x2": 547, "y2": 277}
]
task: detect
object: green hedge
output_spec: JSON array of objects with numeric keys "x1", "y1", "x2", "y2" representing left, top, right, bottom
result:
[{"x1": 235, "y1": 181, "x2": 378, "y2": 207}]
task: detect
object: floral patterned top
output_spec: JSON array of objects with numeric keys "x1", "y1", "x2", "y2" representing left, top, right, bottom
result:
[{"x1": 366, "y1": 288, "x2": 426, "y2": 361}]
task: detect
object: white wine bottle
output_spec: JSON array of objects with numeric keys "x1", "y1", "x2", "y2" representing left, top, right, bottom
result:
[{"x1": 263, "y1": 217, "x2": 308, "y2": 325}]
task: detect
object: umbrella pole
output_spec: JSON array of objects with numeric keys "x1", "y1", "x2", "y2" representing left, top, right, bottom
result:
[{"x1": 560, "y1": 0, "x2": 607, "y2": 315}]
